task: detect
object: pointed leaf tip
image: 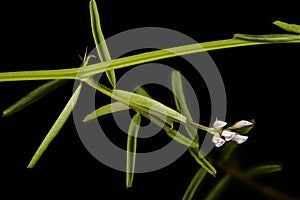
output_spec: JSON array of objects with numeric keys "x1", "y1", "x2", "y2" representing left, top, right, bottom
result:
[
  {"x1": 83, "y1": 102, "x2": 129, "y2": 122},
  {"x1": 189, "y1": 148, "x2": 216, "y2": 176},
  {"x1": 245, "y1": 164, "x2": 282, "y2": 177},
  {"x1": 27, "y1": 83, "x2": 82, "y2": 168},
  {"x1": 2, "y1": 80, "x2": 66, "y2": 117},
  {"x1": 126, "y1": 113, "x2": 141, "y2": 188},
  {"x1": 89, "y1": 0, "x2": 116, "y2": 87},
  {"x1": 273, "y1": 20, "x2": 300, "y2": 34}
]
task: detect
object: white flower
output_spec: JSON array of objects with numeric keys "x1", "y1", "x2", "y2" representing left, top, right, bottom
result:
[
  {"x1": 211, "y1": 119, "x2": 251, "y2": 147},
  {"x1": 213, "y1": 119, "x2": 227, "y2": 130},
  {"x1": 221, "y1": 130, "x2": 236, "y2": 141},
  {"x1": 232, "y1": 134, "x2": 248, "y2": 144},
  {"x1": 232, "y1": 120, "x2": 253, "y2": 129},
  {"x1": 221, "y1": 129, "x2": 248, "y2": 144},
  {"x1": 212, "y1": 135, "x2": 225, "y2": 147}
]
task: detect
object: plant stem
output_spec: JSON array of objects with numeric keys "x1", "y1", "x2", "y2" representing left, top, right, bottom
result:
[
  {"x1": 84, "y1": 78, "x2": 211, "y2": 136},
  {"x1": 1, "y1": 38, "x2": 300, "y2": 82}
]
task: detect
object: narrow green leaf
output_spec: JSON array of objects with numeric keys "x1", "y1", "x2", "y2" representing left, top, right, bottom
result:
[
  {"x1": 134, "y1": 86, "x2": 151, "y2": 97},
  {"x1": 171, "y1": 71, "x2": 193, "y2": 120},
  {"x1": 189, "y1": 148, "x2": 216, "y2": 176},
  {"x1": 85, "y1": 79, "x2": 209, "y2": 135},
  {"x1": 134, "y1": 86, "x2": 173, "y2": 129},
  {"x1": 184, "y1": 122, "x2": 277, "y2": 200},
  {"x1": 203, "y1": 174, "x2": 231, "y2": 200},
  {"x1": 2, "y1": 37, "x2": 300, "y2": 82},
  {"x1": 2, "y1": 80, "x2": 66, "y2": 117},
  {"x1": 244, "y1": 164, "x2": 282, "y2": 177},
  {"x1": 112, "y1": 89, "x2": 187, "y2": 124},
  {"x1": 27, "y1": 83, "x2": 82, "y2": 168},
  {"x1": 85, "y1": 79, "x2": 206, "y2": 135},
  {"x1": 89, "y1": 0, "x2": 116, "y2": 87},
  {"x1": 83, "y1": 85, "x2": 173, "y2": 127},
  {"x1": 134, "y1": 109, "x2": 197, "y2": 149},
  {"x1": 200, "y1": 135, "x2": 248, "y2": 200},
  {"x1": 182, "y1": 168, "x2": 207, "y2": 200},
  {"x1": 234, "y1": 33, "x2": 300, "y2": 42},
  {"x1": 203, "y1": 164, "x2": 282, "y2": 200},
  {"x1": 126, "y1": 113, "x2": 141, "y2": 188},
  {"x1": 83, "y1": 102, "x2": 129, "y2": 122},
  {"x1": 273, "y1": 20, "x2": 300, "y2": 34},
  {"x1": 171, "y1": 70, "x2": 198, "y2": 141},
  {"x1": 164, "y1": 117, "x2": 174, "y2": 129},
  {"x1": 165, "y1": 129, "x2": 198, "y2": 149},
  {"x1": 219, "y1": 142, "x2": 237, "y2": 163},
  {"x1": 182, "y1": 127, "x2": 244, "y2": 199}
]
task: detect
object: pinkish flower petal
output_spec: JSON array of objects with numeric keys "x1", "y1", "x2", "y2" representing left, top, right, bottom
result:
[
  {"x1": 232, "y1": 134, "x2": 248, "y2": 144},
  {"x1": 212, "y1": 135, "x2": 225, "y2": 147},
  {"x1": 233, "y1": 120, "x2": 253, "y2": 129},
  {"x1": 213, "y1": 119, "x2": 227, "y2": 130},
  {"x1": 221, "y1": 130, "x2": 236, "y2": 141}
]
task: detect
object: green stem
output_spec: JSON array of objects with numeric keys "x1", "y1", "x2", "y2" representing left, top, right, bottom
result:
[
  {"x1": 1, "y1": 38, "x2": 299, "y2": 82},
  {"x1": 84, "y1": 78, "x2": 200, "y2": 148},
  {"x1": 84, "y1": 78, "x2": 211, "y2": 135}
]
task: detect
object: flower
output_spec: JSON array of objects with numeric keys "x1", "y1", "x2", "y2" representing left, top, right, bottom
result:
[
  {"x1": 232, "y1": 120, "x2": 253, "y2": 128},
  {"x1": 221, "y1": 130, "x2": 236, "y2": 141},
  {"x1": 213, "y1": 119, "x2": 227, "y2": 131},
  {"x1": 230, "y1": 119, "x2": 254, "y2": 135},
  {"x1": 212, "y1": 135, "x2": 225, "y2": 147},
  {"x1": 231, "y1": 134, "x2": 248, "y2": 144},
  {"x1": 211, "y1": 119, "x2": 253, "y2": 147}
]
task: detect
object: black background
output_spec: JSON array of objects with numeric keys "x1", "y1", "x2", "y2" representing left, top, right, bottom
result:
[{"x1": 1, "y1": 0, "x2": 300, "y2": 199}]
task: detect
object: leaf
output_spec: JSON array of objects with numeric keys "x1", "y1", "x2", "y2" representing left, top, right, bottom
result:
[
  {"x1": 86, "y1": 80, "x2": 210, "y2": 138},
  {"x1": 83, "y1": 102, "x2": 129, "y2": 122},
  {"x1": 203, "y1": 164, "x2": 282, "y2": 200},
  {"x1": 3, "y1": 37, "x2": 300, "y2": 82},
  {"x1": 182, "y1": 168, "x2": 207, "y2": 200},
  {"x1": 27, "y1": 83, "x2": 82, "y2": 168},
  {"x1": 203, "y1": 174, "x2": 231, "y2": 200},
  {"x1": 170, "y1": 70, "x2": 216, "y2": 175},
  {"x1": 165, "y1": 129, "x2": 198, "y2": 149},
  {"x1": 2, "y1": 80, "x2": 66, "y2": 117},
  {"x1": 134, "y1": 86, "x2": 174, "y2": 129},
  {"x1": 84, "y1": 79, "x2": 178, "y2": 130},
  {"x1": 273, "y1": 20, "x2": 300, "y2": 34},
  {"x1": 163, "y1": 117, "x2": 174, "y2": 129},
  {"x1": 234, "y1": 33, "x2": 300, "y2": 42},
  {"x1": 126, "y1": 113, "x2": 141, "y2": 188},
  {"x1": 219, "y1": 142, "x2": 237, "y2": 163},
  {"x1": 132, "y1": 108, "x2": 198, "y2": 149},
  {"x1": 244, "y1": 164, "x2": 282, "y2": 177},
  {"x1": 112, "y1": 89, "x2": 187, "y2": 124},
  {"x1": 171, "y1": 70, "x2": 198, "y2": 141},
  {"x1": 190, "y1": 134, "x2": 245, "y2": 200},
  {"x1": 83, "y1": 86, "x2": 174, "y2": 128},
  {"x1": 86, "y1": 80, "x2": 208, "y2": 134},
  {"x1": 89, "y1": 0, "x2": 116, "y2": 87},
  {"x1": 134, "y1": 86, "x2": 151, "y2": 97},
  {"x1": 189, "y1": 148, "x2": 216, "y2": 176}
]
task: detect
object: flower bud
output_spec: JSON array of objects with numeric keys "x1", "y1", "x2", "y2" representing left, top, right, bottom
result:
[
  {"x1": 230, "y1": 120, "x2": 254, "y2": 135},
  {"x1": 213, "y1": 119, "x2": 227, "y2": 130}
]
